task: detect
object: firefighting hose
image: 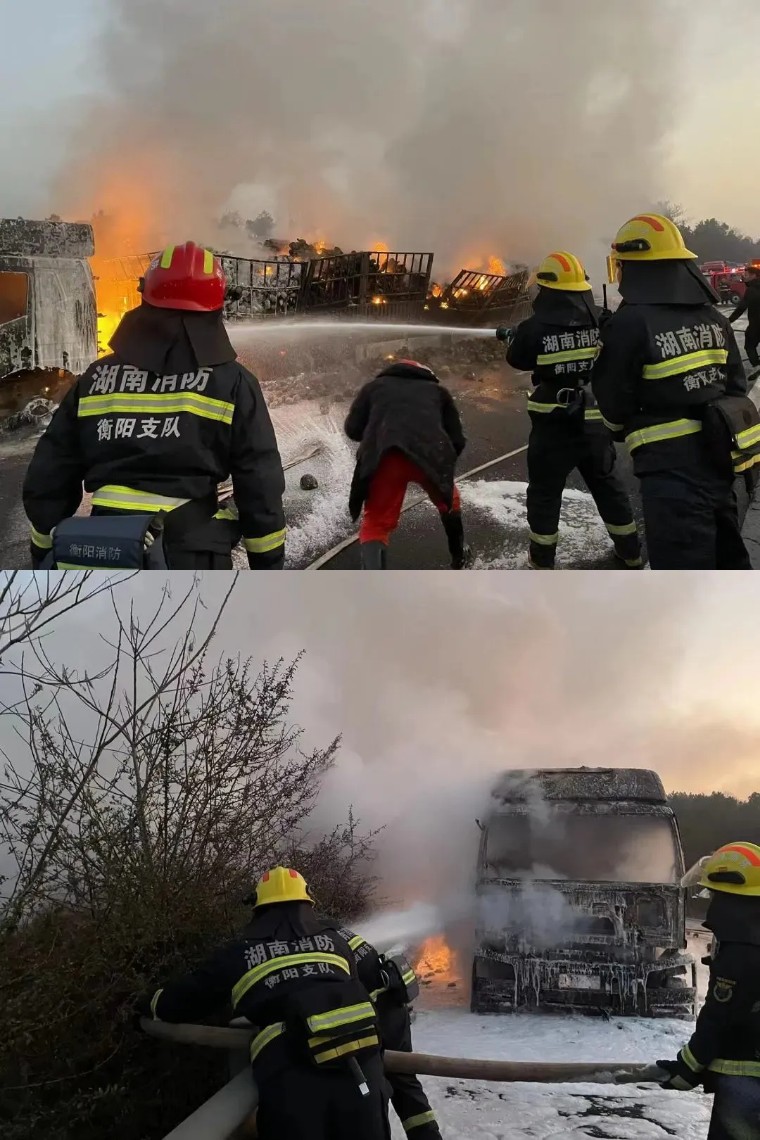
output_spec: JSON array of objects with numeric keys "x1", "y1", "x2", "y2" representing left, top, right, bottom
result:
[{"x1": 140, "y1": 1016, "x2": 667, "y2": 1084}]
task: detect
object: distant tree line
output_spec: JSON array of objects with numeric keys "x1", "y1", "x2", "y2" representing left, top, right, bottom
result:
[
  {"x1": 659, "y1": 201, "x2": 760, "y2": 265},
  {"x1": 669, "y1": 790, "x2": 760, "y2": 874}
]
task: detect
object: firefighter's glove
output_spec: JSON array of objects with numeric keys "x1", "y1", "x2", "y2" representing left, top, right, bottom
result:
[{"x1": 655, "y1": 1055, "x2": 702, "y2": 1091}]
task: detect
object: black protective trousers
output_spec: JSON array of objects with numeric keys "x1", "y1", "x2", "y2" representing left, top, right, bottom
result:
[
  {"x1": 637, "y1": 448, "x2": 751, "y2": 570},
  {"x1": 745, "y1": 324, "x2": 760, "y2": 369},
  {"x1": 707, "y1": 1074, "x2": 760, "y2": 1140},
  {"x1": 380, "y1": 1001, "x2": 441, "y2": 1138},
  {"x1": 255, "y1": 1053, "x2": 391, "y2": 1140},
  {"x1": 526, "y1": 414, "x2": 641, "y2": 569}
]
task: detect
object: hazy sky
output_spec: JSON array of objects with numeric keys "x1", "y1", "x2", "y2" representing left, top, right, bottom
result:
[{"x1": 1, "y1": 0, "x2": 759, "y2": 263}]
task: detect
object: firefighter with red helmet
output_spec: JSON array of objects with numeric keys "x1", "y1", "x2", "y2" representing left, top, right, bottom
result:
[
  {"x1": 656, "y1": 842, "x2": 760, "y2": 1140},
  {"x1": 344, "y1": 359, "x2": 471, "y2": 569},
  {"x1": 23, "y1": 242, "x2": 285, "y2": 570}
]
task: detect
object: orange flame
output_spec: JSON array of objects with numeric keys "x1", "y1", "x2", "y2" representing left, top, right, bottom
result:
[{"x1": 414, "y1": 935, "x2": 459, "y2": 983}]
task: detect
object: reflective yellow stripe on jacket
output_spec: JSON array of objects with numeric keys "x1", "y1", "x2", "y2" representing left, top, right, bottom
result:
[
  {"x1": 244, "y1": 529, "x2": 286, "y2": 554},
  {"x1": 404, "y1": 1111, "x2": 438, "y2": 1133},
  {"x1": 91, "y1": 485, "x2": 190, "y2": 513},
  {"x1": 625, "y1": 419, "x2": 702, "y2": 453},
  {"x1": 642, "y1": 349, "x2": 728, "y2": 380},
  {"x1": 708, "y1": 1059, "x2": 760, "y2": 1077},
  {"x1": 30, "y1": 526, "x2": 53, "y2": 549},
  {"x1": 231, "y1": 952, "x2": 350, "y2": 1008},
  {"x1": 732, "y1": 422, "x2": 760, "y2": 474},
  {"x1": 78, "y1": 391, "x2": 235, "y2": 424},
  {"x1": 535, "y1": 347, "x2": 599, "y2": 366}
]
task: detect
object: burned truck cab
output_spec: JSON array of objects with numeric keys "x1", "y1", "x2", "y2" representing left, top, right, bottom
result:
[
  {"x1": 471, "y1": 767, "x2": 697, "y2": 1018},
  {"x1": 0, "y1": 219, "x2": 97, "y2": 420}
]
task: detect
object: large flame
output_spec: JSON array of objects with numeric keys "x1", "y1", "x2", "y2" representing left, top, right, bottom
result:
[
  {"x1": 89, "y1": 196, "x2": 160, "y2": 357},
  {"x1": 414, "y1": 935, "x2": 459, "y2": 984}
]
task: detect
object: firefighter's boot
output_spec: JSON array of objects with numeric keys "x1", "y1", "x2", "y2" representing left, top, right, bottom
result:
[
  {"x1": 360, "y1": 540, "x2": 386, "y2": 570},
  {"x1": 442, "y1": 510, "x2": 472, "y2": 569}
]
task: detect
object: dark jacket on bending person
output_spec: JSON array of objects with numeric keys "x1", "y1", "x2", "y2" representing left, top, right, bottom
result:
[{"x1": 344, "y1": 361, "x2": 466, "y2": 520}]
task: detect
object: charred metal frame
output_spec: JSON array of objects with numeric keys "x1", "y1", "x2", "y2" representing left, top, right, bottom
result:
[
  {"x1": 221, "y1": 256, "x2": 305, "y2": 319},
  {"x1": 471, "y1": 768, "x2": 697, "y2": 1019},
  {"x1": 433, "y1": 267, "x2": 532, "y2": 328}
]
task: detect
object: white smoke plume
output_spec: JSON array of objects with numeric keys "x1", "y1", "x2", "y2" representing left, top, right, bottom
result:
[{"x1": 47, "y1": 0, "x2": 695, "y2": 272}]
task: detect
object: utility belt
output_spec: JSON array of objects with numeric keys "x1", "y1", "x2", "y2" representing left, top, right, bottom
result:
[
  {"x1": 39, "y1": 494, "x2": 220, "y2": 570},
  {"x1": 527, "y1": 383, "x2": 587, "y2": 417},
  {"x1": 625, "y1": 396, "x2": 760, "y2": 479},
  {"x1": 250, "y1": 981, "x2": 380, "y2": 1085}
]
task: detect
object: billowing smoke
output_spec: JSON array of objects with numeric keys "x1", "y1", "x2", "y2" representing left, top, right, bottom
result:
[
  {"x1": 48, "y1": 0, "x2": 691, "y2": 272},
  {"x1": 214, "y1": 572, "x2": 755, "y2": 923}
]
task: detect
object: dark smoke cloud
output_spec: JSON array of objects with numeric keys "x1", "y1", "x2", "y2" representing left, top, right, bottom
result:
[{"x1": 49, "y1": 0, "x2": 690, "y2": 272}]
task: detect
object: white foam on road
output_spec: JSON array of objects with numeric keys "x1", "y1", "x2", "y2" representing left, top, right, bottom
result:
[{"x1": 461, "y1": 479, "x2": 617, "y2": 569}]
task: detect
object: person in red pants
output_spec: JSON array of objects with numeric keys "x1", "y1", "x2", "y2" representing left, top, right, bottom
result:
[{"x1": 344, "y1": 359, "x2": 471, "y2": 568}]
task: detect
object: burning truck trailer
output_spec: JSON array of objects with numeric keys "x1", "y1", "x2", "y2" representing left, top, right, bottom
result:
[
  {"x1": 472, "y1": 767, "x2": 697, "y2": 1019},
  {"x1": 0, "y1": 219, "x2": 97, "y2": 421}
]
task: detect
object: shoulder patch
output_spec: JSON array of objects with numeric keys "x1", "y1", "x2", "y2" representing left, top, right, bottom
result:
[{"x1": 713, "y1": 978, "x2": 736, "y2": 1004}]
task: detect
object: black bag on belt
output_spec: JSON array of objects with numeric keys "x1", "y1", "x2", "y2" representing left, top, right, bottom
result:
[{"x1": 702, "y1": 394, "x2": 760, "y2": 479}]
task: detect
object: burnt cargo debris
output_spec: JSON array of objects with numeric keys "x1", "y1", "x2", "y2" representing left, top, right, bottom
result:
[
  {"x1": 0, "y1": 219, "x2": 97, "y2": 396},
  {"x1": 472, "y1": 767, "x2": 697, "y2": 1019}
]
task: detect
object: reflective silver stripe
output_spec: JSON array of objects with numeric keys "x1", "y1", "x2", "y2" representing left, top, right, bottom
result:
[
  {"x1": 527, "y1": 399, "x2": 563, "y2": 413},
  {"x1": 91, "y1": 485, "x2": 190, "y2": 512},
  {"x1": 708, "y1": 1059, "x2": 760, "y2": 1077},
  {"x1": 584, "y1": 408, "x2": 604, "y2": 421},
  {"x1": 681, "y1": 1044, "x2": 705, "y2": 1073},
  {"x1": 529, "y1": 531, "x2": 558, "y2": 546},
  {"x1": 403, "y1": 1111, "x2": 437, "y2": 1132},
  {"x1": 601, "y1": 414, "x2": 625, "y2": 432}
]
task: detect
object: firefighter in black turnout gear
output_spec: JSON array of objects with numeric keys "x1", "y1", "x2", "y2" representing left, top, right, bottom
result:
[
  {"x1": 657, "y1": 842, "x2": 760, "y2": 1140},
  {"x1": 344, "y1": 359, "x2": 470, "y2": 569},
  {"x1": 505, "y1": 251, "x2": 641, "y2": 569},
  {"x1": 729, "y1": 262, "x2": 760, "y2": 379},
  {"x1": 593, "y1": 213, "x2": 760, "y2": 570},
  {"x1": 138, "y1": 867, "x2": 391, "y2": 1140},
  {"x1": 23, "y1": 242, "x2": 285, "y2": 571},
  {"x1": 336, "y1": 926, "x2": 441, "y2": 1139}
]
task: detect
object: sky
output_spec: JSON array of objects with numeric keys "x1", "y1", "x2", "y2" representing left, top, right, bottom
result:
[{"x1": 1, "y1": 0, "x2": 759, "y2": 274}]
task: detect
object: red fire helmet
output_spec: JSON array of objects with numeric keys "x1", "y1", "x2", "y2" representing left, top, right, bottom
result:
[{"x1": 142, "y1": 242, "x2": 227, "y2": 312}]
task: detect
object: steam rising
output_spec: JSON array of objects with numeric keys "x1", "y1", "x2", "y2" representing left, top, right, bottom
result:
[{"x1": 50, "y1": 0, "x2": 689, "y2": 270}]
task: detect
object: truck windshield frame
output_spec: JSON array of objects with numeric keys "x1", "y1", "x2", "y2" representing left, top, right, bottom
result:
[{"x1": 483, "y1": 811, "x2": 680, "y2": 884}]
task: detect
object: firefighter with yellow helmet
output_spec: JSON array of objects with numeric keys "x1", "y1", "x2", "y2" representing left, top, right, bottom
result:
[
  {"x1": 504, "y1": 251, "x2": 641, "y2": 569},
  {"x1": 138, "y1": 867, "x2": 391, "y2": 1140},
  {"x1": 656, "y1": 842, "x2": 760, "y2": 1139},
  {"x1": 593, "y1": 213, "x2": 760, "y2": 570}
]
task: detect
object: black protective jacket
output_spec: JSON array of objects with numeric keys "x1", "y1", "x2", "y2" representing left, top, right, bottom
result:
[
  {"x1": 23, "y1": 355, "x2": 285, "y2": 568},
  {"x1": 730, "y1": 277, "x2": 760, "y2": 327},
  {"x1": 506, "y1": 289, "x2": 603, "y2": 426},
  {"x1": 142, "y1": 906, "x2": 379, "y2": 1082},
  {"x1": 592, "y1": 302, "x2": 746, "y2": 475},
  {"x1": 681, "y1": 894, "x2": 760, "y2": 1081},
  {"x1": 344, "y1": 362, "x2": 465, "y2": 520},
  {"x1": 338, "y1": 926, "x2": 441, "y2": 1139}
]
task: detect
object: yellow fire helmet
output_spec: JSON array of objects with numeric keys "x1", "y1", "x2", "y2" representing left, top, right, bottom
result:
[
  {"x1": 535, "y1": 251, "x2": 592, "y2": 293},
  {"x1": 254, "y1": 866, "x2": 314, "y2": 908},
  {"x1": 611, "y1": 213, "x2": 697, "y2": 262},
  {"x1": 681, "y1": 842, "x2": 760, "y2": 897}
]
